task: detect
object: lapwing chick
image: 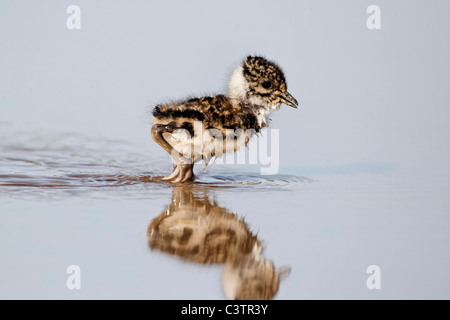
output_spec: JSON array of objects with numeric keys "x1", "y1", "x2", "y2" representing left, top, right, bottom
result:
[{"x1": 151, "y1": 56, "x2": 298, "y2": 183}]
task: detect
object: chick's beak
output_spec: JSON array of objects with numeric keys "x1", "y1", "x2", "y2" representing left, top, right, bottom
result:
[{"x1": 280, "y1": 91, "x2": 299, "y2": 108}]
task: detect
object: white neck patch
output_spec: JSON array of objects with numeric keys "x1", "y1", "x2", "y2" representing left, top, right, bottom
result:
[
  {"x1": 228, "y1": 65, "x2": 248, "y2": 101},
  {"x1": 255, "y1": 107, "x2": 273, "y2": 127},
  {"x1": 228, "y1": 64, "x2": 278, "y2": 127}
]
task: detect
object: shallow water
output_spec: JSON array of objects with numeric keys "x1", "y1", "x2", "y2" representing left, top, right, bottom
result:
[
  {"x1": 0, "y1": 123, "x2": 305, "y2": 197},
  {"x1": 1, "y1": 125, "x2": 449, "y2": 299}
]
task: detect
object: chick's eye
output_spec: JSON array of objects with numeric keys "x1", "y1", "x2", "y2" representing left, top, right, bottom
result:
[{"x1": 261, "y1": 80, "x2": 272, "y2": 89}]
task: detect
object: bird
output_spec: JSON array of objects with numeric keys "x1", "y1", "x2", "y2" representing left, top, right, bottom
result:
[{"x1": 151, "y1": 55, "x2": 298, "y2": 183}]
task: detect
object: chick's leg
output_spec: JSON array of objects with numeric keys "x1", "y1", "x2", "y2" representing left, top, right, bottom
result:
[{"x1": 151, "y1": 124, "x2": 195, "y2": 182}]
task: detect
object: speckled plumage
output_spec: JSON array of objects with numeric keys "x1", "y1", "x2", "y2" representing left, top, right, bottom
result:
[
  {"x1": 153, "y1": 95, "x2": 260, "y2": 133},
  {"x1": 151, "y1": 56, "x2": 298, "y2": 182}
]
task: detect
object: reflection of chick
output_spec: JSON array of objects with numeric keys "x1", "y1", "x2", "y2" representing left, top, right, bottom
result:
[
  {"x1": 151, "y1": 56, "x2": 298, "y2": 183},
  {"x1": 223, "y1": 250, "x2": 288, "y2": 300},
  {"x1": 147, "y1": 185, "x2": 290, "y2": 300}
]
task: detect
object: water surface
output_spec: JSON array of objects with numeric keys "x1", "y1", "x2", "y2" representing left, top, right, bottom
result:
[{"x1": 1, "y1": 124, "x2": 449, "y2": 299}]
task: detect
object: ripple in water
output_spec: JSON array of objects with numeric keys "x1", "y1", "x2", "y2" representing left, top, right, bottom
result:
[{"x1": 0, "y1": 125, "x2": 309, "y2": 199}]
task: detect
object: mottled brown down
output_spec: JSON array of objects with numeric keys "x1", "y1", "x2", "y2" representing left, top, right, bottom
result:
[{"x1": 151, "y1": 56, "x2": 298, "y2": 182}]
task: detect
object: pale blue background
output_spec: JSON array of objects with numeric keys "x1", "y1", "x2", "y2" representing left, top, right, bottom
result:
[{"x1": 1, "y1": 0, "x2": 449, "y2": 299}]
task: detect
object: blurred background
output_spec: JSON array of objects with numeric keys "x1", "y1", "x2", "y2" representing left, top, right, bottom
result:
[
  {"x1": 1, "y1": 0, "x2": 449, "y2": 300},
  {"x1": 1, "y1": 0, "x2": 449, "y2": 172}
]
